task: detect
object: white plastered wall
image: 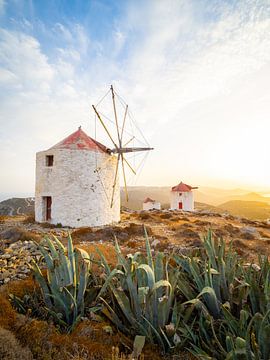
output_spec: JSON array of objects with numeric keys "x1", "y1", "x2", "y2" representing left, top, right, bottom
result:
[
  {"x1": 170, "y1": 191, "x2": 194, "y2": 211},
  {"x1": 35, "y1": 148, "x2": 120, "y2": 227},
  {"x1": 143, "y1": 202, "x2": 161, "y2": 210}
]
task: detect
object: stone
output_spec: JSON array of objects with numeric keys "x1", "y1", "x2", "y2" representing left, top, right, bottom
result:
[
  {"x1": 240, "y1": 226, "x2": 260, "y2": 240},
  {"x1": 1, "y1": 254, "x2": 11, "y2": 259},
  {"x1": 151, "y1": 239, "x2": 160, "y2": 247}
]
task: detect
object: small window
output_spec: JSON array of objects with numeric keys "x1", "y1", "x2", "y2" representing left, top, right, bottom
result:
[
  {"x1": 179, "y1": 192, "x2": 182, "y2": 196},
  {"x1": 46, "y1": 155, "x2": 54, "y2": 167}
]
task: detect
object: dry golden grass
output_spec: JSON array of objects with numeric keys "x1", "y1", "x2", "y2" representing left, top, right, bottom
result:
[
  {"x1": 0, "y1": 326, "x2": 33, "y2": 360},
  {"x1": 0, "y1": 293, "x2": 16, "y2": 330},
  {"x1": 7, "y1": 276, "x2": 38, "y2": 299}
]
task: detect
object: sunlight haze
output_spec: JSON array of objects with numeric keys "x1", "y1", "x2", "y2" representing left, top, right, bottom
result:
[{"x1": 0, "y1": 0, "x2": 269, "y2": 196}]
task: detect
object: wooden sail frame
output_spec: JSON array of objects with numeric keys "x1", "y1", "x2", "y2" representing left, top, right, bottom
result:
[{"x1": 92, "y1": 85, "x2": 153, "y2": 207}]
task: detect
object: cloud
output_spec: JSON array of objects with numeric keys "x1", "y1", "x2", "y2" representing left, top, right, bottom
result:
[{"x1": 0, "y1": 0, "x2": 270, "y2": 195}]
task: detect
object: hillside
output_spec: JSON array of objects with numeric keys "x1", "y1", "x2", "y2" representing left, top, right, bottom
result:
[
  {"x1": 1, "y1": 189, "x2": 270, "y2": 221},
  {"x1": 0, "y1": 197, "x2": 34, "y2": 216},
  {"x1": 219, "y1": 200, "x2": 270, "y2": 220}
]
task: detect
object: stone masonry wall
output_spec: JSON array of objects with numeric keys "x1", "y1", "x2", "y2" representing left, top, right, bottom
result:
[{"x1": 35, "y1": 148, "x2": 120, "y2": 227}]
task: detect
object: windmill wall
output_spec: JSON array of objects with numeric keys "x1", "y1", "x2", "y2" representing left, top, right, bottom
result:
[
  {"x1": 143, "y1": 201, "x2": 161, "y2": 211},
  {"x1": 35, "y1": 148, "x2": 120, "y2": 227},
  {"x1": 170, "y1": 191, "x2": 194, "y2": 211}
]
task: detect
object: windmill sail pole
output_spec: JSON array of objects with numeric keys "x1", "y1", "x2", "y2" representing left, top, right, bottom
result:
[
  {"x1": 111, "y1": 153, "x2": 120, "y2": 208},
  {"x1": 111, "y1": 147, "x2": 154, "y2": 154},
  {"x1": 111, "y1": 85, "x2": 122, "y2": 147},
  {"x1": 92, "y1": 105, "x2": 118, "y2": 150},
  {"x1": 123, "y1": 156, "x2": 136, "y2": 175},
  {"x1": 121, "y1": 153, "x2": 129, "y2": 202},
  {"x1": 120, "y1": 104, "x2": 128, "y2": 143}
]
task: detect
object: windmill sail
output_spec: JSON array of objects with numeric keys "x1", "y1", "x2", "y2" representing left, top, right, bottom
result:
[{"x1": 92, "y1": 85, "x2": 153, "y2": 207}]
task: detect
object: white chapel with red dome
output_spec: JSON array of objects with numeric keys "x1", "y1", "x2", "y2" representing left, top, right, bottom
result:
[{"x1": 170, "y1": 181, "x2": 198, "y2": 211}]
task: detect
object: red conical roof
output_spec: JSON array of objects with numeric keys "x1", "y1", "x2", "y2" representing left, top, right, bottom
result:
[
  {"x1": 49, "y1": 127, "x2": 109, "y2": 153},
  {"x1": 143, "y1": 197, "x2": 155, "y2": 203},
  {"x1": 171, "y1": 182, "x2": 198, "y2": 192}
]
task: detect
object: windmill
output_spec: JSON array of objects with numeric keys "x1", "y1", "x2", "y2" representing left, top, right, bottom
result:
[{"x1": 92, "y1": 85, "x2": 153, "y2": 208}]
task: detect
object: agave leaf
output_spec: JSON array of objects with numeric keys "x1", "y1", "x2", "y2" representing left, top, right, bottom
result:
[
  {"x1": 38, "y1": 244, "x2": 54, "y2": 269},
  {"x1": 137, "y1": 264, "x2": 155, "y2": 290},
  {"x1": 155, "y1": 252, "x2": 164, "y2": 282},
  {"x1": 258, "y1": 309, "x2": 270, "y2": 359},
  {"x1": 44, "y1": 236, "x2": 59, "y2": 261},
  {"x1": 132, "y1": 335, "x2": 146, "y2": 359},
  {"x1": 77, "y1": 261, "x2": 90, "y2": 312},
  {"x1": 51, "y1": 235, "x2": 66, "y2": 254},
  {"x1": 97, "y1": 268, "x2": 124, "y2": 298},
  {"x1": 95, "y1": 246, "x2": 111, "y2": 275},
  {"x1": 144, "y1": 226, "x2": 154, "y2": 270},
  {"x1": 197, "y1": 286, "x2": 220, "y2": 318},
  {"x1": 142, "y1": 315, "x2": 166, "y2": 351},
  {"x1": 31, "y1": 260, "x2": 52, "y2": 307}
]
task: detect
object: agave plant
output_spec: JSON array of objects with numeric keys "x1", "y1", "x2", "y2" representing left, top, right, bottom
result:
[
  {"x1": 96, "y1": 228, "x2": 179, "y2": 352},
  {"x1": 31, "y1": 234, "x2": 92, "y2": 330},
  {"x1": 174, "y1": 231, "x2": 248, "y2": 318},
  {"x1": 243, "y1": 255, "x2": 270, "y2": 315}
]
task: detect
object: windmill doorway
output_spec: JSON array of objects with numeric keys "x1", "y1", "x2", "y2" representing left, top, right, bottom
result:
[
  {"x1": 43, "y1": 196, "x2": 52, "y2": 221},
  {"x1": 178, "y1": 202, "x2": 183, "y2": 210}
]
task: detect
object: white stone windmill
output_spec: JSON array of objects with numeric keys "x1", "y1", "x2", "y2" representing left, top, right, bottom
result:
[{"x1": 35, "y1": 86, "x2": 153, "y2": 228}]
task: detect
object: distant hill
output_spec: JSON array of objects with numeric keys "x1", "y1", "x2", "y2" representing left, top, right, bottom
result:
[
  {"x1": 219, "y1": 200, "x2": 270, "y2": 220},
  {"x1": 121, "y1": 186, "x2": 171, "y2": 210},
  {"x1": 0, "y1": 198, "x2": 35, "y2": 216},
  {"x1": 121, "y1": 186, "x2": 270, "y2": 210},
  {"x1": 1, "y1": 187, "x2": 270, "y2": 221}
]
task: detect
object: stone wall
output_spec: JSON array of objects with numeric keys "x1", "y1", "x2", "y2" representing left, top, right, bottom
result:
[{"x1": 35, "y1": 148, "x2": 120, "y2": 227}]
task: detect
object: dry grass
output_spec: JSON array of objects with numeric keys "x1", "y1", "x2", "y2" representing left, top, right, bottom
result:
[
  {"x1": 7, "y1": 276, "x2": 38, "y2": 299},
  {"x1": 0, "y1": 293, "x2": 16, "y2": 330},
  {"x1": 0, "y1": 227, "x2": 41, "y2": 244},
  {"x1": 0, "y1": 326, "x2": 33, "y2": 360},
  {"x1": 22, "y1": 215, "x2": 36, "y2": 224}
]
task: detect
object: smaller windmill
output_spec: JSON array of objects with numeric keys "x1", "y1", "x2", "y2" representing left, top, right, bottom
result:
[{"x1": 92, "y1": 85, "x2": 153, "y2": 207}]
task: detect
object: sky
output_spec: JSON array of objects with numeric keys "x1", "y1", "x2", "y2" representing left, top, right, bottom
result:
[{"x1": 0, "y1": 0, "x2": 270, "y2": 198}]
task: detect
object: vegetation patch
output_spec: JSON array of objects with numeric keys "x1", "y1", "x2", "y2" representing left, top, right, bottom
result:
[{"x1": 1, "y1": 226, "x2": 270, "y2": 359}]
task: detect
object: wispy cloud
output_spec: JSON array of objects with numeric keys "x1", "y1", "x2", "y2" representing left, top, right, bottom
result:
[{"x1": 0, "y1": 0, "x2": 270, "y2": 195}]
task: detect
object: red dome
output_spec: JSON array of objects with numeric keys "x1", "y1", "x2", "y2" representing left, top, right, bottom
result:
[{"x1": 171, "y1": 182, "x2": 198, "y2": 192}]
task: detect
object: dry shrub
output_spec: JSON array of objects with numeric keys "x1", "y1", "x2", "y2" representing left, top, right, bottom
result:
[
  {"x1": 223, "y1": 224, "x2": 241, "y2": 236},
  {"x1": 15, "y1": 317, "x2": 59, "y2": 359},
  {"x1": 138, "y1": 213, "x2": 153, "y2": 221},
  {"x1": 192, "y1": 219, "x2": 211, "y2": 226},
  {"x1": 0, "y1": 293, "x2": 16, "y2": 329},
  {"x1": 15, "y1": 317, "x2": 123, "y2": 360},
  {"x1": 159, "y1": 213, "x2": 173, "y2": 220},
  {"x1": 23, "y1": 215, "x2": 36, "y2": 224},
  {"x1": 233, "y1": 239, "x2": 249, "y2": 255},
  {"x1": 0, "y1": 227, "x2": 41, "y2": 244},
  {"x1": 214, "y1": 228, "x2": 229, "y2": 238},
  {"x1": 7, "y1": 277, "x2": 37, "y2": 299},
  {"x1": 72, "y1": 223, "x2": 152, "y2": 245},
  {"x1": 80, "y1": 243, "x2": 119, "y2": 269},
  {"x1": 175, "y1": 228, "x2": 201, "y2": 240},
  {"x1": 0, "y1": 326, "x2": 33, "y2": 360},
  {"x1": 259, "y1": 231, "x2": 270, "y2": 239},
  {"x1": 0, "y1": 215, "x2": 10, "y2": 223}
]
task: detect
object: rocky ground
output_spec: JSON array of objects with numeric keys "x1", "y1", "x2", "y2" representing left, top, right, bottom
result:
[{"x1": 1, "y1": 210, "x2": 270, "y2": 286}]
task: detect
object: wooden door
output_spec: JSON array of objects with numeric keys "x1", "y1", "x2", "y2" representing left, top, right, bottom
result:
[
  {"x1": 46, "y1": 196, "x2": 52, "y2": 221},
  {"x1": 178, "y1": 202, "x2": 183, "y2": 210}
]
